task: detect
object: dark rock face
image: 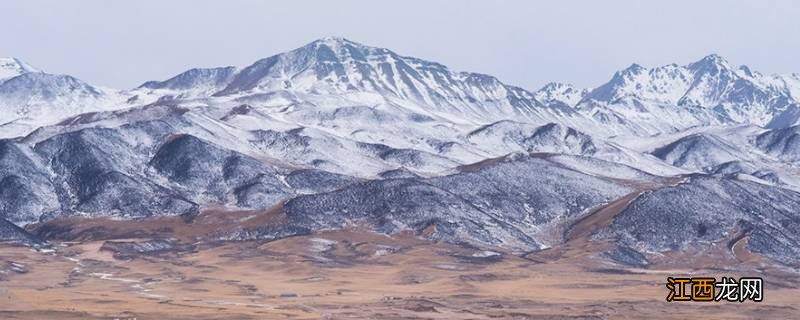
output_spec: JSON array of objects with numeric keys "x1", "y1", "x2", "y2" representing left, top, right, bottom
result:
[
  {"x1": 150, "y1": 134, "x2": 292, "y2": 205},
  {"x1": 99, "y1": 239, "x2": 192, "y2": 259},
  {"x1": 603, "y1": 175, "x2": 800, "y2": 265},
  {"x1": 34, "y1": 128, "x2": 197, "y2": 219},
  {"x1": 284, "y1": 169, "x2": 363, "y2": 193},
  {"x1": 379, "y1": 168, "x2": 421, "y2": 179},
  {"x1": 604, "y1": 245, "x2": 650, "y2": 267},
  {"x1": 280, "y1": 155, "x2": 631, "y2": 251},
  {"x1": 0, "y1": 218, "x2": 40, "y2": 244}
]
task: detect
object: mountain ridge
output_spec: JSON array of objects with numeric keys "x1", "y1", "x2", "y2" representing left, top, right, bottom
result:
[
  {"x1": 1, "y1": 40, "x2": 800, "y2": 267},
  {"x1": 3, "y1": 40, "x2": 800, "y2": 141}
]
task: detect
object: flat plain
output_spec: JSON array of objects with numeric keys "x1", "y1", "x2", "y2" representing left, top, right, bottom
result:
[{"x1": 1, "y1": 228, "x2": 797, "y2": 319}]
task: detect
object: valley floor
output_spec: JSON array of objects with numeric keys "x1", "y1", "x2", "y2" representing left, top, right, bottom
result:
[{"x1": 1, "y1": 230, "x2": 798, "y2": 319}]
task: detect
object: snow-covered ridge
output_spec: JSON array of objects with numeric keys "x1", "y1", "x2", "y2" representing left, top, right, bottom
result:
[
  {"x1": 3, "y1": 41, "x2": 800, "y2": 141},
  {"x1": 200, "y1": 37, "x2": 579, "y2": 126},
  {"x1": 135, "y1": 41, "x2": 800, "y2": 136},
  {"x1": 0, "y1": 57, "x2": 40, "y2": 82}
]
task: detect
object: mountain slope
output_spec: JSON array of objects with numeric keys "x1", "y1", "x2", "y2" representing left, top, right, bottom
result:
[
  {"x1": 274, "y1": 154, "x2": 632, "y2": 251},
  {"x1": 602, "y1": 175, "x2": 800, "y2": 265},
  {"x1": 755, "y1": 125, "x2": 800, "y2": 162},
  {"x1": 149, "y1": 134, "x2": 293, "y2": 207},
  {"x1": 0, "y1": 140, "x2": 59, "y2": 225},
  {"x1": 652, "y1": 133, "x2": 749, "y2": 170}
]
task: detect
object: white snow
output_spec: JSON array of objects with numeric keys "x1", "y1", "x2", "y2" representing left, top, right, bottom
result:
[{"x1": 3, "y1": 42, "x2": 800, "y2": 192}]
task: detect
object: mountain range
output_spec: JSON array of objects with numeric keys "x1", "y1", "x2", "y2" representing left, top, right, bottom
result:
[{"x1": 1, "y1": 37, "x2": 799, "y2": 268}]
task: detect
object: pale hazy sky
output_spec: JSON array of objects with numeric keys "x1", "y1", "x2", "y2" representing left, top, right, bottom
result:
[{"x1": 1, "y1": 0, "x2": 798, "y2": 90}]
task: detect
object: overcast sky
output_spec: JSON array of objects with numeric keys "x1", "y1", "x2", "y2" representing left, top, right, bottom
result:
[{"x1": 1, "y1": 0, "x2": 798, "y2": 90}]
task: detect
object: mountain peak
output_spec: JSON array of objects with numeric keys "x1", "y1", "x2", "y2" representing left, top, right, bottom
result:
[
  {"x1": 303, "y1": 36, "x2": 373, "y2": 54},
  {"x1": 535, "y1": 82, "x2": 586, "y2": 107},
  {"x1": 315, "y1": 36, "x2": 354, "y2": 44},
  {"x1": 622, "y1": 63, "x2": 646, "y2": 74},
  {"x1": 688, "y1": 53, "x2": 731, "y2": 72},
  {"x1": 699, "y1": 53, "x2": 727, "y2": 63},
  {"x1": 0, "y1": 57, "x2": 40, "y2": 81}
]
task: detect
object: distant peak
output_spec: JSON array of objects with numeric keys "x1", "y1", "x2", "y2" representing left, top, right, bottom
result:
[
  {"x1": 700, "y1": 53, "x2": 727, "y2": 63},
  {"x1": 309, "y1": 36, "x2": 364, "y2": 49},
  {"x1": 688, "y1": 53, "x2": 731, "y2": 71},
  {"x1": 621, "y1": 63, "x2": 646, "y2": 74},
  {"x1": 535, "y1": 82, "x2": 586, "y2": 106},
  {"x1": 537, "y1": 82, "x2": 578, "y2": 96},
  {"x1": 608, "y1": 63, "x2": 645, "y2": 82},
  {"x1": 540, "y1": 82, "x2": 574, "y2": 90},
  {"x1": 289, "y1": 37, "x2": 378, "y2": 58}
]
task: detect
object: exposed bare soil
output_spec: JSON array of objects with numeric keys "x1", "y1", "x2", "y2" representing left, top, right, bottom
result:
[{"x1": 1, "y1": 228, "x2": 797, "y2": 319}]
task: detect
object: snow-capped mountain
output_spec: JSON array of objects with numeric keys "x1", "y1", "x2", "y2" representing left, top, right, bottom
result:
[
  {"x1": 2, "y1": 38, "x2": 800, "y2": 267},
  {"x1": 214, "y1": 37, "x2": 550, "y2": 119},
  {"x1": 134, "y1": 37, "x2": 597, "y2": 131},
  {"x1": 577, "y1": 54, "x2": 800, "y2": 134},
  {"x1": 0, "y1": 57, "x2": 130, "y2": 138},
  {"x1": 6, "y1": 41, "x2": 800, "y2": 141}
]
